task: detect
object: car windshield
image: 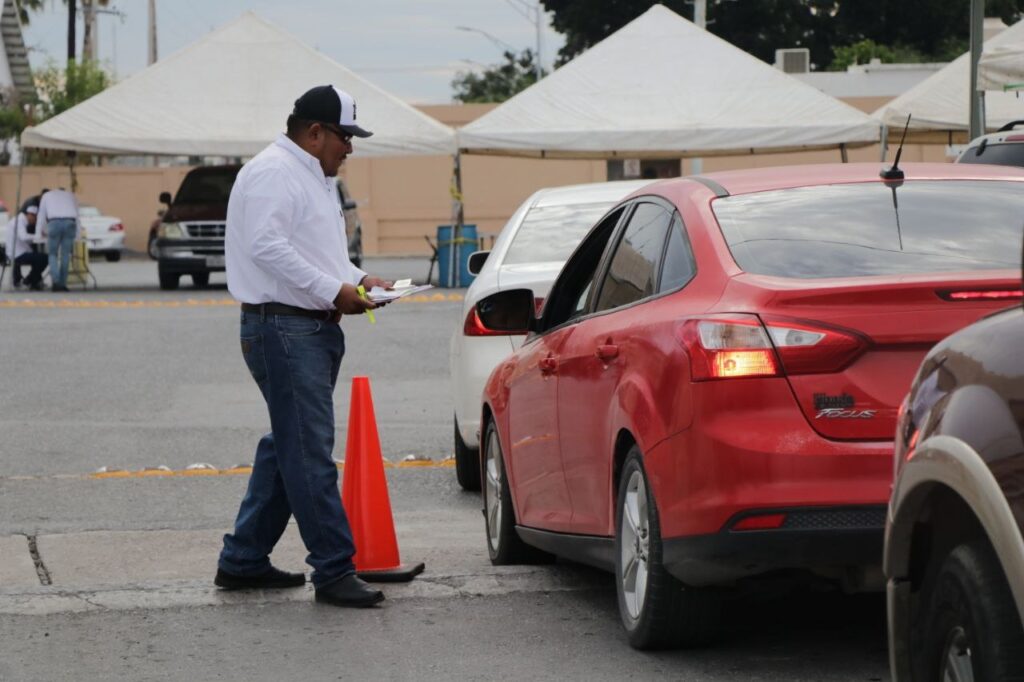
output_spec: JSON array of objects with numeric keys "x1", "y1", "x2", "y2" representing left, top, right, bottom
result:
[
  {"x1": 713, "y1": 180, "x2": 1023, "y2": 278},
  {"x1": 79, "y1": 206, "x2": 100, "y2": 217},
  {"x1": 957, "y1": 142, "x2": 1024, "y2": 168},
  {"x1": 503, "y1": 202, "x2": 616, "y2": 265},
  {"x1": 174, "y1": 168, "x2": 240, "y2": 205}
]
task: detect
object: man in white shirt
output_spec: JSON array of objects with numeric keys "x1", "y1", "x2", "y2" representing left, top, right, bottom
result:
[
  {"x1": 217, "y1": 85, "x2": 390, "y2": 609},
  {"x1": 7, "y1": 204, "x2": 48, "y2": 290},
  {"x1": 36, "y1": 188, "x2": 81, "y2": 292}
]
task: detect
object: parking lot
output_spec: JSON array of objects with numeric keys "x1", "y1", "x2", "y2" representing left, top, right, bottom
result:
[{"x1": 0, "y1": 255, "x2": 894, "y2": 680}]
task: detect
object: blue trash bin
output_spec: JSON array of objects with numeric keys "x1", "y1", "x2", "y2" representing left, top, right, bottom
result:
[{"x1": 437, "y1": 224, "x2": 478, "y2": 288}]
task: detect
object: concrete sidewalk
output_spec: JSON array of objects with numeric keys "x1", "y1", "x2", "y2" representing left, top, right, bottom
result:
[{"x1": 0, "y1": 512, "x2": 607, "y2": 616}]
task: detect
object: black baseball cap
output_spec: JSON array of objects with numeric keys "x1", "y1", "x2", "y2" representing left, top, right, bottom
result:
[{"x1": 292, "y1": 85, "x2": 373, "y2": 138}]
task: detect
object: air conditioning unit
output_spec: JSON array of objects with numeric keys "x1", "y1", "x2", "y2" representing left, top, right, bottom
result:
[{"x1": 774, "y1": 48, "x2": 810, "y2": 74}]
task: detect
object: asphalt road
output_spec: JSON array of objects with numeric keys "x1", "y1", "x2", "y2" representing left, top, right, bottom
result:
[{"x1": 0, "y1": 256, "x2": 891, "y2": 681}]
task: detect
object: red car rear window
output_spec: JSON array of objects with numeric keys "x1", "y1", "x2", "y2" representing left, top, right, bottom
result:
[{"x1": 712, "y1": 180, "x2": 1022, "y2": 279}]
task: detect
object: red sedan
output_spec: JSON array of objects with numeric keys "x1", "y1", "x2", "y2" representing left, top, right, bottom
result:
[{"x1": 477, "y1": 163, "x2": 1024, "y2": 649}]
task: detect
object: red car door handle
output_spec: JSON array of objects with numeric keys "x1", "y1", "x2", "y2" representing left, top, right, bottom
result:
[
  {"x1": 596, "y1": 344, "x2": 619, "y2": 361},
  {"x1": 539, "y1": 357, "x2": 558, "y2": 374}
]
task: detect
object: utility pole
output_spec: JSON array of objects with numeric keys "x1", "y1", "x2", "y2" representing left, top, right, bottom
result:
[
  {"x1": 67, "y1": 0, "x2": 77, "y2": 63},
  {"x1": 82, "y1": 0, "x2": 97, "y2": 61},
  {"x1": 969, "y1": 0, "x2": 986, "y2": 139},
  {"x1": 690, "y1": 0, "x2": 707, "y2": 174},
  {"x1": 148, "y1": 0, "x2": 158, "y2": 65}
]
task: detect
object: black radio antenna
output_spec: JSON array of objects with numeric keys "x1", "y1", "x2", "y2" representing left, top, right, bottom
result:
[{"x1": 880, "y1": 114, "x2": 912, "y2": 181}]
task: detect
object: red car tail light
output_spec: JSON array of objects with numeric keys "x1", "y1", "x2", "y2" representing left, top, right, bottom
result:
[
  {"x1": 760, "y1": 316, "x2": 868, "y2": 375},
  {"x1": 939, "y1": 289, "x2": 1022, "y2": 301},
  {"x1": 679, "y1": 315, "x2": 867, "y2": 381},
  {"x1": 463, "y1": 307, "x2": 520, "y2": 337},
  {"x1": 108, "y1": 222, "x2": 125, "y2": 232},
  {"x1": 679, "y1": 315, "x2": 781, "y2": 381}
]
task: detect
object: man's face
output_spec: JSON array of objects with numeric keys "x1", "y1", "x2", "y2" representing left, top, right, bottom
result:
[
  {"x1": 26, "y1": 213, "x2": 36, "y2": 225},
  {"x1": 311, "y1": 123, "x2": 353, "y2": 177}
]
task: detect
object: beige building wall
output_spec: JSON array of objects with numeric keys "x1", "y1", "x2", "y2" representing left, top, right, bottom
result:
[{"x1": 0, "y1": 97, "x2": 950, "y2": 256}]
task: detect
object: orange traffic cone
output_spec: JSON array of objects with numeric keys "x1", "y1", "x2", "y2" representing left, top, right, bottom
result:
[{"x1": 341, "y1": 376, "x2": 425, "y2": 582}]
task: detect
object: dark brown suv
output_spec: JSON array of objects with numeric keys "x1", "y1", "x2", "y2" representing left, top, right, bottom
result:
[{"x1": 886, "y1": 282, "x2": 1024, "y2": 679}]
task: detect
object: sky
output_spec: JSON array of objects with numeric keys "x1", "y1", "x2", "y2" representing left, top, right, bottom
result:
[{"x1": 19, "y1": 0, "x2": 567, "y2": 104}]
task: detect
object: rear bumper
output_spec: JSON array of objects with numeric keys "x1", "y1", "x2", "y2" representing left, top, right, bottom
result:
[
  {"x1": 450, "y1": 331, "x2": 516, "y2": 448},
  {"x1": 86, "y1": 234, "x2": 124, "y2": 252},
  {"x1": 644, "y1": 378, "x2": 893, "y2": 540},
  {"x1": 662, "y1": 506, "x2": 886, "y2": 585}
]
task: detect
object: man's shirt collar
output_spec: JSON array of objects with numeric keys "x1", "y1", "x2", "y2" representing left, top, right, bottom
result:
[{"x1": 274, "y1": 133, "x2": 329, "y2": 184}]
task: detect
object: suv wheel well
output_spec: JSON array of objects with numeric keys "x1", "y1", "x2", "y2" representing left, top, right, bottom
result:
[{"x1": 907, "y1": 485, "x2": 985, "y2": 592}]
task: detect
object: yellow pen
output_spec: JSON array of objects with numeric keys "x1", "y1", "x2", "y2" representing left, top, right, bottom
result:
[{"x1": 357, "y1": 285, "x2": 376, "y2": 324}]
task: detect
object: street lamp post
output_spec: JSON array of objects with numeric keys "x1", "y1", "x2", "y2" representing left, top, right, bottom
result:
[{"x1": 504, "y1": 0, "x2": 543, "y2": 81}]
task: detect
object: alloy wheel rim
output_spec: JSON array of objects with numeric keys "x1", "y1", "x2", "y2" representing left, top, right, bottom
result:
[
  {"x1": 620, "y1": 469, "x2": 650, "y2": 620},
  {"x1": 484, "y1": 429, "x2": 503, "y2": 553},
  {"x1": 940, "y1": 626, "x2": 974, "y2": 682}
]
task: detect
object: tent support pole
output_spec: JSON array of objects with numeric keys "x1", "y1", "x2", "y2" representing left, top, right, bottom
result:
[
  {"x1": 839, "y1": 144, "x2": 848, "y2": 163},
  {"x1": 449, "y1": 151, "x2": 464, "y2": 288},
  {"x1": 14, "y1": 152, "x2": 24, "y2": 217},
  {"x1": 880, "y1": 125, "x2": 889, "y2": 162}
]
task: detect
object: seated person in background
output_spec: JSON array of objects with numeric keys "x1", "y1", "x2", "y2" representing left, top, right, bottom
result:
[{"x1": 7, "y1": 204, "x2": 47, "y2": 290}]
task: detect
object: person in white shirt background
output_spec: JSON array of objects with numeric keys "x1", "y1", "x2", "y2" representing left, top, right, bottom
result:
[
  {"x1": 36, "y1": 187, "x2": 82, "y2": 292},
  {"x1": 5, "y1": 202, "x2": 48, "y2": 290},
  {"x1": 217, "y1": 85, "x2": 393, "y2": 609}
]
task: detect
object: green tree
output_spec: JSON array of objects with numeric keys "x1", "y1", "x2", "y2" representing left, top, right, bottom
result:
[
  {"x1": 451, "y1": 49, "x2": 544, "y2": 103},
  {"x1": 34, "y1": 59, "x2": 110, "y2": 120},
  {"x1": 539, "y1": 0, "x2": 1024, "y2": 71}
]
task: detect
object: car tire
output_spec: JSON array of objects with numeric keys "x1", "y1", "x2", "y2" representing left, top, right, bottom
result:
[
  {"x1": 158, "y1": 270, "x2": 180, "y2": 291},
  {"x1": 917, "y1": 539, "x2": 1024, "y2": 681},
  {"x1": 482, "y1": 419, "x2": 554, "y2": 565},
  {"x1": 104, "y1": 251, "x2": 121, "y2": 262},
  {"x1": 615, "y1": 446, "x2": 722, "y2": 650},
  {"x1": 454, "y1": 417, "x2": 481, "y2": 492},
  {"x1": 191, "y1": 272, "x2": 210, "y2": 287}
]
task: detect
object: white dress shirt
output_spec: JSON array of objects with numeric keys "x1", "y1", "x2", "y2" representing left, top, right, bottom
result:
[
  {"x1": 7, "y1": 213, "x2": 36, "y2": 259},
  {"x1": 37, "y1": 189, "x2": 82, "y2": 240},
  {"x1": 226, "y1": 134, "x2": 366, "y2": 310}
]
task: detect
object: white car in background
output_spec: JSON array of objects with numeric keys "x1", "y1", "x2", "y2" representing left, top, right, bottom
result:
[
  {"x1": 79, "y1": 205, "x2": 126, "y2": 262},
  {"x1": 448, "y1": 179, "x2": 651, "y2": 490}
]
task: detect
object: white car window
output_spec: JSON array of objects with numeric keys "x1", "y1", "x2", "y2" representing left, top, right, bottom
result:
[
  {"x1": 503, "y1": 202, "x2": 617, "y2": 265},
  {"x1": 79, "y1": 206, "x2": 101, "y2": 217}
]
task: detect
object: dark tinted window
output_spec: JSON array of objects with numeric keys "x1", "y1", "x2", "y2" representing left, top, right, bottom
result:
[
  {"x1": 594, "y1": 202, "x2": 673, "y2": 312},
  {"x1": 542, "y1": 207, "x2": 625, "y2": 330},
  {"x1": 658, "y1": 214, "x2": 695, "y2": 293},
  {"x1": 504, "y1": 202, "x2": 620, "y2": 265},
  {"x1": 713, "y1": 181, "x2": 1023, "y2": 279},
  {"x1": 174, "y1": 167, "x2": 241, "y2": 205},
  {"x1": 957, "y1": 142, "x2": 1024, "y2": 168}
]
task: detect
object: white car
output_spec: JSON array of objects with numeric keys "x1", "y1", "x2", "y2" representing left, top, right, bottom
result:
[
  {"x1": 449, "y1": 179, "x2": 650, "y2": 490},
  {"x1": 79, "y1": 205, "x2": 126, "y2": 262}
]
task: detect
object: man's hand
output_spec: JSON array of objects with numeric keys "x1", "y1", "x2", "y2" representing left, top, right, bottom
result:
[
  {"x1": 334, "y1": 283, "x2": 378, "y2": 315},
  {"x1": 360, "y1": 275, "x2": 393, "y2": 290}
]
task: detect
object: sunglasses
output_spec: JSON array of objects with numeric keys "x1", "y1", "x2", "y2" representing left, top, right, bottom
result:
[{"x1": 321, "y1": 124, "x2": 353, "y2": 144}]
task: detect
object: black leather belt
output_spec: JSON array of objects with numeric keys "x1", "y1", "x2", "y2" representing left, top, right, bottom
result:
[{"x1": 241, "y1": 302, "x2": 333, "y2": 320}]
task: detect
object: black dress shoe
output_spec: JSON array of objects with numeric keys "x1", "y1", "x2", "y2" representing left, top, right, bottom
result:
[
  {"x1": 314, "y1": 574, "x2": 385, "y2": 608},
  {"x1": 214, "y1": 565, "x2": 306, "y2": 590}
]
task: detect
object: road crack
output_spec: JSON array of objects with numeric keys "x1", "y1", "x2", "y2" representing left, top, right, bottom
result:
[{"x1": 25, "y1": 535, "x2": 52, "y2": 586}]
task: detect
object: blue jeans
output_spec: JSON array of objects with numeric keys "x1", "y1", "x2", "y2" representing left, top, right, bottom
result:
[
  {"x1": 46, "y1": 218, "x2": 76, "y2": 288},
  {"x1": 219, "y1": 310, "x2": 356, "y2": 587}
]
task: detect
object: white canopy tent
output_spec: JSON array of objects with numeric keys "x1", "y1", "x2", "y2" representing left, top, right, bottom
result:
[
  {"x1": 458, "y1": 4, "x2": 881, "y2": 159},
  {"x1": 19, "y1": 12, "x2": 456, "y2": 158},
  {"x1": 874, "y1": 19, "x2": 1024, "y2": 143},
  {"x1": 980, "y1": 44, "x2": 1024, "y2": 92}
]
